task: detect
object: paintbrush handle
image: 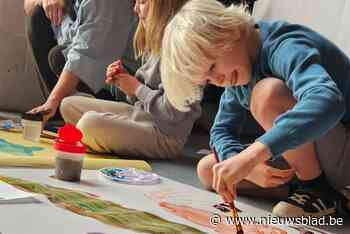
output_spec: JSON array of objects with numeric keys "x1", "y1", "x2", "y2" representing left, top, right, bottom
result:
[{"x1": 229, "y1": 202, "x2": 244, "y2": 234}]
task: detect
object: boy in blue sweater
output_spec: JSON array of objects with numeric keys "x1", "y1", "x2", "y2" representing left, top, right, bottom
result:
[{"x1": 160, "y1": 0, "x2": 350, "y2": 217}]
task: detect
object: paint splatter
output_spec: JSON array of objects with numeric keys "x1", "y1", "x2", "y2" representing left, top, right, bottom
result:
[
  {"x1": 213, "y1": 202, "x2": 242, "y2": 213},
  {"x1": 0, "y1": 139, "x2": 43, "y2": 156}
]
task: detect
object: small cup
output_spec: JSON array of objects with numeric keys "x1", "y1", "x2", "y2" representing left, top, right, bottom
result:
[
  {"x1": 55, "y1": 151, "x2": 85, "y2": 182},
  {"x1": 21, "y1": 113, "x2": 43, "y2": 142}
]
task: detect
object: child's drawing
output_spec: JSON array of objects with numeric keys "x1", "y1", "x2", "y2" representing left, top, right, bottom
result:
[{"x1": 146, "y1": 190, "x2": 332, "y2": 234}]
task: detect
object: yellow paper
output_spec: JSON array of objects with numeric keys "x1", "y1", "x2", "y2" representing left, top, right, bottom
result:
[{"x1": 0, "y1": 130, "x2": 151, "y2": 171}]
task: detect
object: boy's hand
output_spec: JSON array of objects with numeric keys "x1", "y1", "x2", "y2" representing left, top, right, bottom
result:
[
  {"x1": 212, "y1": 154, "x2": 255, "y2": 203},
  {"x1": 246, "y1": 162, "x2": 295, "y2": 188},
  {"x1": 42, "y1": 0, "x2": 64, "y2": 26},
  {"x1": 212, "y1": 142, "x2": 271, "y2": 203}
]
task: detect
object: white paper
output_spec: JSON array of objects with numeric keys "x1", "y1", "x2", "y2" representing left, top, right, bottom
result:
[{"x1": 0, "y1": 181, "x2": 38, "y2": 204}]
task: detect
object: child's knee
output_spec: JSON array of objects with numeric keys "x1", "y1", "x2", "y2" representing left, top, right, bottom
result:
[
  {"x1": 250, "y1": 78, "x2": 295, "y2": 121},
  {"x1": 76, "y1": 111, "x2": 101, "y2": 137},
  {"x1": 197, "y1": 155, "x2": 216, "y2": 189},
  {"x1": 60, "y1": 96, "x2": 80, "y2": 123}
]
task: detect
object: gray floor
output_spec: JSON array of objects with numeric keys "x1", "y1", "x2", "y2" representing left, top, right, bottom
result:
[{"x1": 149, "y1": 129, "x2": 350, "y2": 234}]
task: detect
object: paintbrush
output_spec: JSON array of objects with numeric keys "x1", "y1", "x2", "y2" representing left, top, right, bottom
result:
[
  {"x1": 229, "y1": 202, "x2": 244, "y2": 234},
  {"x1": 212, "y1": 147, "x2": 244, "y2": 234}
]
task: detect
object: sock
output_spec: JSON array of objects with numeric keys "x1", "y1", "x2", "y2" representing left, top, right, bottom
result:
[{"x1": 298, "y1": 173, "x2": 335, "y2": 195}]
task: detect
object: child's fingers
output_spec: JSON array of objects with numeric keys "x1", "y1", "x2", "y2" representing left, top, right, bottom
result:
[
  {"x1": 215, "y1": 177, "x2": 234, "y2": 203},
  {"x1": 114, "y1": 74, "x2": 130, "y2": 79},
  {"x1": 108, "y1": 60, "x2": 122, "y2": 70},
  {"x1": 106, "y1": 67, "x2": 124, "y2": 77},
  {"x1": 107, "y1": 67, "x2": 127, "y2": 77},
  {"x1": 110, "y1": 60, "x2": 121, "y2": 66},
  {"x1": 106, "y1": 74, "x2": 118, "y2": 82},
  {"x1": 106, "y1": 63, "x2": 119, "y2": 73},
  {"x1": 106, "y1": 69, "x2": 117, "y2": 78},
  {"x1": 105, "y1": 77, "x2": 113, "y2": 84},
  {"x1": 227, "y1": 183, "x2": 237, "y2": 201}
]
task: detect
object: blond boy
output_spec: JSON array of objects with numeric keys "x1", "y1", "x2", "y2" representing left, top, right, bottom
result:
[{"x1": 161, "y1": 0, "x2": 350, "y2": 217}]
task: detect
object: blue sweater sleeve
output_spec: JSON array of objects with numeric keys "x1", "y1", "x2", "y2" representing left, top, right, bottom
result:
[
  {"x1": 210, "y1": 88, "x2": 247, "y2": 161},
  {"x1": 258, "y1": 39, "x2": 345, "y2": 157}
]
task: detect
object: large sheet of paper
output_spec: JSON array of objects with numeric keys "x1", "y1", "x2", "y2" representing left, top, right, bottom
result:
[
  {"x1": 0, "y1": 169, "x2": 335, "y2": 234},
  {"x1": 0, "y1": 180, "x2": 38, "y2": 204}
]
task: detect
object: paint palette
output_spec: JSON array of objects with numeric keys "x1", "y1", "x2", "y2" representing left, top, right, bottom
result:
[{"x1": 99, "y1": 167, "x2": 161, "y2": 185}]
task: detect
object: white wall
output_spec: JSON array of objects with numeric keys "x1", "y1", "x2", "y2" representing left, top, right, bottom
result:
[
  {"x1": 253, "y1": 0, "x2": 350, "y2": 57},
  {"x1": 0, "y1": 0, "x2": 46, "y2": 112}
]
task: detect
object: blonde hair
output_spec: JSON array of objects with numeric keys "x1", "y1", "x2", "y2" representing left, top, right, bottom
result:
[
  {"x1": 160, "y1": 0, "x2": 255, "y2": 111},
  {"x1": 133, "y1": 0, "x2": 188, "y2": 58}
]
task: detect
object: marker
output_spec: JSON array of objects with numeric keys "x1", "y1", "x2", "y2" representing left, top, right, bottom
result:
[{"x1": 212, "y1": 147, "x2": 244, "y2": 234}]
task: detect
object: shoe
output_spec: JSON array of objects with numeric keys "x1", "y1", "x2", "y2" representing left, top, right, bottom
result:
[
  {"x1": 341, "y1": 187, "x2": 350, "y2": 208},
  {"x1": 272, "y1": 189, "x2": 336, "y2": 217},
  {"x1": 336, "y1": 188, "x2": 350, "y2": 215}
]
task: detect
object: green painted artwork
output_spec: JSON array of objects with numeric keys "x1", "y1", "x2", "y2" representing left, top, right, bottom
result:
[
  {"x1": 0, "y1": 176, "x2": 205, "y2": 234},
  {"x1": 0, "y1": 139, "x2": 43, "y2": 156}
]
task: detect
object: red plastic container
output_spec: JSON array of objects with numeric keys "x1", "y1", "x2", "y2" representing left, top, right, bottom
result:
[{"x1": 54, "y1": 124, "x2": 86, "y2": 182}]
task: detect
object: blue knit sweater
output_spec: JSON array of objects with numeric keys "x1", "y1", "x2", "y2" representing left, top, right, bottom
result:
[{"x1": 210, "y1": 21, "x2": 350, "y2": 161}]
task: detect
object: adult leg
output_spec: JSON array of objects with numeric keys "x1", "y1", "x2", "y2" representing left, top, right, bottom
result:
[
  {"x1": 48, "y1": 45, "x2": 97, "y2": 95},
  {"x1": 25, "y1": 5, "x2": 58, "y2": 92},
  {"x1": 250, "y1": 78, "x2": 337, "y2": 217},
  {"x1": 30, "y1": 3, "x2": 113, "y2": 100}
]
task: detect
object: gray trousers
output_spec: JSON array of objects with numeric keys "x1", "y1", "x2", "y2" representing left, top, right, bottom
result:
[
  {"x1": 60, "y1": 96, "x2": 184, "y2": 159},
  {"x1": 315, "y1": 123, "x2": 350, "y2": 191},
  {"x1": 268, "y1": 123, "x2": 350, "y2": 192}
]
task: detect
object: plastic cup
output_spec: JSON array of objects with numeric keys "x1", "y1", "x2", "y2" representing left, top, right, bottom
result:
[
  {"x1": 54, "y1": 151, "x2": 85, "y2": 182},
  {"x1": 21, "y1": 113, "x2": 43, "y2": 142}
]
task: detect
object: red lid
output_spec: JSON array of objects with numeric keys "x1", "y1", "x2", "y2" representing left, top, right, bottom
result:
[{"x1": 54, "y1": 124, "x2": 86, "y2": 154}]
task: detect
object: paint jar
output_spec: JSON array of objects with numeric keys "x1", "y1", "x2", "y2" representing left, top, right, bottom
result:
[
  {"x1": 54, "y1": 124, "x2": 86, "y2": 182},
  {"x1": 21, "y1": 113, "x2": 43, "y2": 142}
]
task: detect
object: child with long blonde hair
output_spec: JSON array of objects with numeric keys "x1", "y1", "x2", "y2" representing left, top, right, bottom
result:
[{"x1": 60, "y1": 0, "x2": 201, "y2": 159}]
